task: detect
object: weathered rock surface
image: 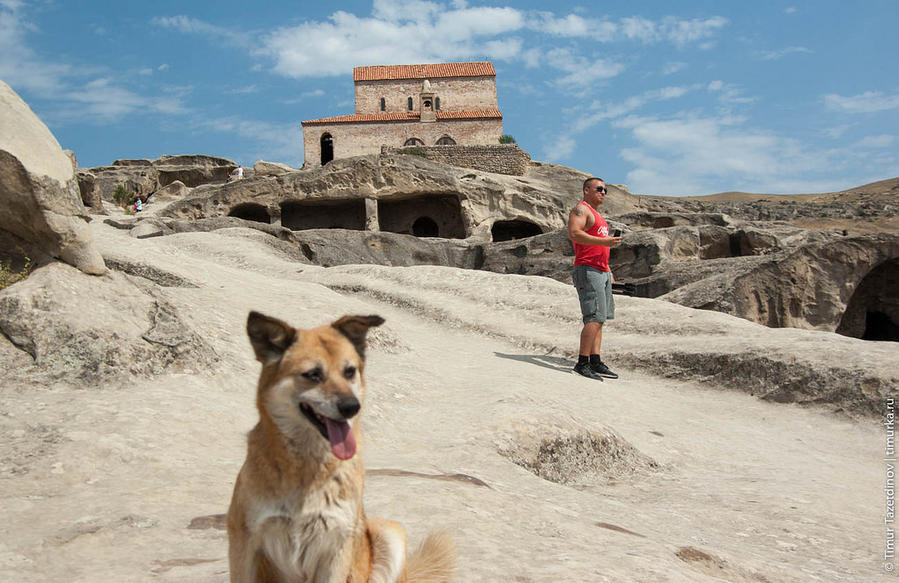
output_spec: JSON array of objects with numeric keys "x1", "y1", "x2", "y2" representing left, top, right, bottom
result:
[
  {"x1": 156, "y1": 153, "x2": 641, "y2": 241},
  {"x1": 253, "y1": 159, "x2": 294, "y2": 176},
  {"x1": 148, "y1": 179, "x2": 190, "y2": 202},
  {"x1": 0, "y1": 262, "x2": 217, "y2": 384},
  {"x1": 0, "y1": 214, "x2": 893, "y2": 583},
  {"x1": 0, "y1": 80, "x2": 106, "y2": 275},
  {"x1": 660, "y1": 231, "x2": 899, "y2": 333},
  {"x1": 77, "y1": 154, "x2": 237, "y2": 205},
  {"x1": 140, "y1": 160, "x2": 899, "y2": 340}
]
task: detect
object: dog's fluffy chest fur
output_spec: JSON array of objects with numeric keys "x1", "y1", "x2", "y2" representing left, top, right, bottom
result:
[{"x1": 249, "y1": 480, "x2": 361, "y2": 581}]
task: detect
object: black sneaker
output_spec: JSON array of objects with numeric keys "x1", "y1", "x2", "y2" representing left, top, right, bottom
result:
[
  {"x1": 592, "y1": 361, "x2": 618, "y2": 379},
  {"x1": 573, "y1": 361, "x2": 604, "y2": 381}
]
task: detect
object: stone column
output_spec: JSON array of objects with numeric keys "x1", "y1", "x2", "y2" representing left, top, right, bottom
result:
[{"x1": 364, "y1": 198, "x2": 379, "y2": 231}]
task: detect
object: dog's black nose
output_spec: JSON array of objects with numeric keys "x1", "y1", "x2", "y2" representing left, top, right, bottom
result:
[{"x1": 337, "y1": 396, "x2": 361, "y2": 419}]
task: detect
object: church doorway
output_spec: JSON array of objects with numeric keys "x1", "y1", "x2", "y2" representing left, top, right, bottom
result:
[{"x1": 320, "y1": 133, "x2": 334, "y2": 166}]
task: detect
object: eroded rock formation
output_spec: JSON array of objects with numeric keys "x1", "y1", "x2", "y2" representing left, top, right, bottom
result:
[
  {"x1": 0, "y1": 80, "x2": 105, "y2": 275},
  {"x1": 155, "y1": 153, "x2": 640, "y2": 242}
]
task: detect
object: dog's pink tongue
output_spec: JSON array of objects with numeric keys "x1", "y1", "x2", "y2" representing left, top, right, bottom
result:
[{"x1": 324, "y1": 418, "x2": 356, "y2": 460}]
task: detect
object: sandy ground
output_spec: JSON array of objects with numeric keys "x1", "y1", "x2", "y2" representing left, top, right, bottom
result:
[{"x1": 0, "y1": 211, "x2": 895, "y2": 582}]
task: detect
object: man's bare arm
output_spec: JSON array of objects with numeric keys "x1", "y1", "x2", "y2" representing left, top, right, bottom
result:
[{"x1": 568, "y1": 206, "x2": 621, "y2": 247}]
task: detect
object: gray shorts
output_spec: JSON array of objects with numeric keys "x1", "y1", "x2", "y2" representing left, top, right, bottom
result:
[{"x1": 573, "y1": 265, "x2": 615, "y2": 324}]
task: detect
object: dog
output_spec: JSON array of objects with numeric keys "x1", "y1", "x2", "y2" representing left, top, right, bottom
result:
[{"x1": 227, "y1": 311, "x2": 455, "y2": 583}]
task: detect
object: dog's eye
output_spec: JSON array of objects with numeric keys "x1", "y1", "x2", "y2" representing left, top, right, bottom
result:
[
  {"x1": 343, "y1": 366, "x2": 356, "y2": 379},
  {"x1": 302, "y1": 368, "x2": 323, "y2": 383}
]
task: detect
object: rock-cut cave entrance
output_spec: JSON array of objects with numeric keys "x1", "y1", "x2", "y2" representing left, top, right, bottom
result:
[
  {"x1": 227, "y1": 203, "x2": 271, "y2": 224},
  {"x1": 280, "y1": 199, "x2": 366, "y2": 231},
  {"x1": 836, "y1": 258, "x2": 899, "y2": 342},
  {"x1": 378, "y1": 195, "x2": 466, "y2": 239},
  {"x1": 491, "y1": 220, "x2": 542, "y2": 242}
]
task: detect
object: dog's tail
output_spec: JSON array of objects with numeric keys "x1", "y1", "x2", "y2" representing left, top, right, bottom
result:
[{"x1": 407, "y1": 531, "x2": 456, "y2": 583}]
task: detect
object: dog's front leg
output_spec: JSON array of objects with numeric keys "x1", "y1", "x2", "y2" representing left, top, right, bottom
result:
[{"x1": 229, "y1": 536, "x2": 261, "y2": 583}]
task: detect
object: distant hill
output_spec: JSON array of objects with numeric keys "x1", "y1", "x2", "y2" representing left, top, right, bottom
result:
[
  {"x1": 681, "y1": 177, "x2": 899, "y2": 204},
  {"x1": 640, "y1": 177, "x2": 899, "y2": 234}
]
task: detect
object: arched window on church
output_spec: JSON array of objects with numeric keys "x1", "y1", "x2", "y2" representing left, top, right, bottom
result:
[
  {"x1": 407, "y1": 97, "x2": 413, "y2": 111},
  {"x1": 436, "y1": 135, "x2": 456, "y2": 146},
  {"x1": 380, "y1": 97, "x2": 386, "y2": 112},
  {"x1": 404, "y1": 138, "x2": 424, "y2": 146}
]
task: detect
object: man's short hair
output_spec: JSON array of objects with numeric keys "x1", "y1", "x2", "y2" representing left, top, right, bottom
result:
[{"x1": 583, "y1": 177, "x2": 604, "y2": 191}]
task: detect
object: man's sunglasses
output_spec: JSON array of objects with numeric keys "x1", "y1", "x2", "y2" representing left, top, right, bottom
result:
[{"x1": 595, "y1": 186, "x2": 607, "y2": 192}]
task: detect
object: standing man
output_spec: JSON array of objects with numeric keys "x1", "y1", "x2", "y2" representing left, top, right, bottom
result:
[{"x1": 568, "y1": 177, "x2": 621, "y2": 381}]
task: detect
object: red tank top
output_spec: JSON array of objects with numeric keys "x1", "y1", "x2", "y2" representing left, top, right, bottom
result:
[{"x1": 573, "y1": 201, "x2": 610, "y2": 271}]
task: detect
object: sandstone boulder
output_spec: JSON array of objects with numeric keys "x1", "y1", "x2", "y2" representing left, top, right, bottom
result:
[
  {"x1": 149, "y1": 179, "x2": 190, "y2": 202},
  {"x1": 0, "y1": 81, "x2": 106, "y2": 275},
  {"x1": 0, "y1": 261, "x2": 217, "y2": 384},
  {"x1": 253, "y1": 160, "x2": 294, "y2": 176},
  {"x1": 78, "y1": 155, "x2": 237, "y2": 205},
  {"x1": 75, "y1": 170, "x2": 106, "y2": 213}
]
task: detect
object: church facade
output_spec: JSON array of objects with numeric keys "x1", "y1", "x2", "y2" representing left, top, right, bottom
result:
[{"x1": 301, "y1": 62, "x2": 503, "y2": 168}]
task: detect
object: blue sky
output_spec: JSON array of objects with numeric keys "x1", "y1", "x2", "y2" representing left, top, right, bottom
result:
[{"x1": 2, "y1": 0, "x2": 897, "y2": 196}]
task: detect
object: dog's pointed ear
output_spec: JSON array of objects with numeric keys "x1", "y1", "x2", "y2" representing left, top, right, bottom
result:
[
  {"x1": 331, "y1": 315, "x2": 384, "y2": 359},
  {"x1": 247, "y1": 311, "x2": 296, "y2": 364}
]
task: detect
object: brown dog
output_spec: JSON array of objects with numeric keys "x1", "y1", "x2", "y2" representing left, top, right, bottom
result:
[{"x1": 227, "y1": 311, "x2": 455, "y2": 582}]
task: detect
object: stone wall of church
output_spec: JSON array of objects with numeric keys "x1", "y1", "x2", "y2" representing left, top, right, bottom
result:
[
  {"x1": 302, "y1": 118, "x2": 503, "y2": 168},
  {"x1": 386, "y1": 144, "x2": 531, "y2": 176},
  {"x1": 354, "y1": 76, "x2": 497, "y2": 114}
]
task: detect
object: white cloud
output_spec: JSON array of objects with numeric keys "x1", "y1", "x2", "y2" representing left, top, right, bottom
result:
[
  {"x1": 662, "y1": 61, "x2": 687, "y2": 75},
  {"x1": 825, "y1": 91, "x2": 899, "y2": 113},
  {"x1": 759, "y1": 46, "x2": 812, "y2": 60},
  {"x1": 191, "y1": 115, "x2": 302, "y2": 166},
  {"x1": 706, "y1": 80, "x2": 755, "y2": 104},
  {"x1": 612, "y1": 113, "x2": 841, "y2": 195},
  {"x1": 854, "y1": 134, "x2": 894, "y2": 148},
  {"x1": 0, "y1": 3, "x2": 191, "y2": 124},
  {"x1": 243, "y1": 5, "x2": 728, "y2": 79},
  {"x1": 151, "y1": 15, "x2": 251, "y2": 47},
  {"x1": 228, "y1": 84, "x2": 259, "y2": 95},
  {"x1": 64, "y1": 78, "x2": 190, "y2": 120},
  {"x1": 259, "y1": 4, "x2": 526, "y2": 79},
  {"x1": 544, "y1": 47, "x2": 625, "y2": 90},
  {"x1": 619, "y1": 15, "x2": 728, "y2": 46},
  {"x1": 822, "y1": 124, "x2": 852, "y2": 139},
  {"x1": 575, "y1": 85, "x2": 696, "y2": 131},
  {"x1": 0, "y1": 2, "x2": 72, "y2": 94},
  {"x1": 541, "y1": 134, "x2": 576, "y2": 163}
]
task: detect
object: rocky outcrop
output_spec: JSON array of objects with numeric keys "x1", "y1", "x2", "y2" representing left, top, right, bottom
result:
[
  {"x1": 75, "y1": 170, "x2": 106, "y2": 213},
  {"x1": 0, "y1": 262, "x2": 217, "y2": 383},
  {"x1": 149, "y1": 179, "x2": 190, "y2": 202},
  {"x1": 156, "y1": 153, "x2": 639, "y2": 241},
  {"x1": 0, "y1": 80, "x2": 106, "y2": 275},
  {"x1": 77, "y1": 154, "x2": 237, "y2": 205},
  {"x1": 253, "y1": 160, "x2": 295, "y2": 177},
  {"x1": 661, "y1": 232, "x2": 899, "y2": 334}
]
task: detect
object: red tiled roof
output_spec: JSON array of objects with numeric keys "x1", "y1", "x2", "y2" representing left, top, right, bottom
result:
[
  {"x1": 354, "y1": 62, "x2": 495, "y2": 81},
  {"x1": 303, "y1": 112, "x2": 419, "y2": 125},
  {"x1": 302, "y1": 109, "x2": 502, "y2": 125},
  {"x1": 436, "y1": 109, "x2": 502, "y2": 120}
]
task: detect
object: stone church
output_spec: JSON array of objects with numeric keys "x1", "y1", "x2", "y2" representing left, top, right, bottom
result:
[{"x1": 301, "y1": 62, "x2": 503, "y2": 168}]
